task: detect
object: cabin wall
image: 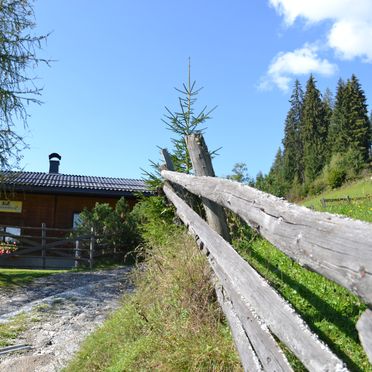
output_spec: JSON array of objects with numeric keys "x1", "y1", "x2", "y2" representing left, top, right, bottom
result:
[{"x1": 0, "y1": 192, "x2": 137, "y2": 229}]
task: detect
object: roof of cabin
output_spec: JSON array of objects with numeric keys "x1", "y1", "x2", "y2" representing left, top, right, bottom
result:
[{"x1": 0, "y1": 171, "x2": 151, "y2": 197}]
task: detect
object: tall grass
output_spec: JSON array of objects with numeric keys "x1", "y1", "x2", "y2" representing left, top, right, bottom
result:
[{"x1": 66, "y1": 197, "x2": 241, "y2": 371}]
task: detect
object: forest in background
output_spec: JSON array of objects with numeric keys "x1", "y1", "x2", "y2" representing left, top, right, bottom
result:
[{"x1": 249, "y1": 74, "x2": 371, "y2": 200}]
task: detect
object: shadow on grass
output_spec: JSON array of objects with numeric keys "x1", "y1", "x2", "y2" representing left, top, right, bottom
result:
[
  {"x1": 0, "y1": 271, "x2": 57, "y2": 287},
  {"x1": 239, "y1": 245, "x2": 366, "y2": 372}
]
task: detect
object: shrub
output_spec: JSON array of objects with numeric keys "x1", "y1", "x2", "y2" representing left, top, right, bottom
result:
[
  {"x1": 73, "y1": 197, "x2": 141, "y2": 255},
  {"x1": 327, "y1": 167, "x2": 346, "y2": 188},
  {"x1": 322, "y1": 153, "x2": 347, "y2": 189},
  {"x1": 307, "y1": 176, "x2": 327, "y2": 195}
]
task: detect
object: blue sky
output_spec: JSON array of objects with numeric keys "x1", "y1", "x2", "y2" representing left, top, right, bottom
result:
[{"x1": 19, "y1": 0, "x2": 372, "y2": 180}]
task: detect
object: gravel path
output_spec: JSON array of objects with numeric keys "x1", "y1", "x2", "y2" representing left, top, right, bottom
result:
[{"x1": 0, "y1": 267, "x2": 133, "y2": 372}]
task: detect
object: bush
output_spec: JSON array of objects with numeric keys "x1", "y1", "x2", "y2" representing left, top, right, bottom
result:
[
  {"x1": 322, "y1": 153, "x2": 347, "y2": 189},
  {"x1": 287, "y1": 177, "x2": 307, "y2": 201},
  {"x1": 73, "y1": 197, "x2": 141, "y2": 255},
  {"x1": 307, "y1": 176, "x2": 327, "y2": 195},
  {"x1": 343, "y1": 148, "x2": 365, "y2": 179},
  {"x1": 327, "y1": 167, "x2": 346, "y2": 188}
]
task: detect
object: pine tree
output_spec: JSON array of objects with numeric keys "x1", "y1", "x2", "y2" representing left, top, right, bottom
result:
[
  {"x1": 322, "y1": 87, "x2": 334, "y2": 162},
  {"x1": 369, "y1": 110, "x2": 372, "y2": 160},
  {"x1": 301, "y1": 75, "x2": 328, "y2": 183},
  {"x1": 266, "y1": 148, "x2": 288, "y2": 197},
  {"x1": 328, "y1": 79, "x2": 347, "y2": 157},
  {"x1": 162, "y1": 62, "x2": 216, "y2": 174},
  {"x1": 344, "y1": 75, "x2": 370, "y2": 162},
  {"x1": 282, "y1": 80, "x2": 304, "y2": 184}
]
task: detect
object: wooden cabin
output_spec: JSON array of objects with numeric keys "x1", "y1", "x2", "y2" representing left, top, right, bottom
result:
[{"x1": 0, "y1": 153, "x2": 150, "y2": 236}]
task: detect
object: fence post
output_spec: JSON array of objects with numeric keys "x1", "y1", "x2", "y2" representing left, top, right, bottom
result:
[
  {"x1": 321, "y1": 198, "x2": 326, "y2": 208},
  {"x1": 185, "y1": 133, "x2": 231, "y2": 242},
  {"x1": 41, "y1": 223, "x2": 46, "y2": 269},
  {"x1": 74, "y1": 240, "x2": 80, "y2": 269},
  {"x1": 89, "y1": 227, "x2": 95, "y2": 270}
]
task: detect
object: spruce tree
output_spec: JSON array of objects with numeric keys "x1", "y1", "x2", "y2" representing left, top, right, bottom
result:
[
  {"x1": 344, "y1": 75, "x2": 370, "y2": 162},
  {"x1": 282, "y1": 80, "x2": 304, "y2": 184},
  {"x1": 266, "y1": 148, "x2": 287, "y2": 197},
  {"x1": 328, "y1": 79, "x2": 347, "y2": 157},
  {"x1": 301, "y1": 75, "x2": 328, "y2": 183},
  {"x1": 322, "y1": 88, "x2": 334, "y2": 162},
  {"x1": 162, "y1": 62, "x2": 216, "y2": 173}
]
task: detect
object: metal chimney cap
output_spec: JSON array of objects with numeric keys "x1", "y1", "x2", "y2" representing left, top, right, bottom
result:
[{"x1": 49, "y1": 153, "x2": 62, "y2": 161}]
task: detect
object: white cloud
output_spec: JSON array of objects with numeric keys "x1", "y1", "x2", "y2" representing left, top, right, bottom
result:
[
  {"x1": 259, "y1": 45, "x2": 337, "y2": 92},
  {"x1": 269, "y1": 0, "x2": 372, "y2": 61},
  {"x1": 328, "y1": 20, "x2": 372, "y2": 62}
]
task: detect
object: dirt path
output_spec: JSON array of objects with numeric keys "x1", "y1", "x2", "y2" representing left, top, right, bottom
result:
[{"x1": 0, "y1": 267, "x2": 133, "y2": 372}]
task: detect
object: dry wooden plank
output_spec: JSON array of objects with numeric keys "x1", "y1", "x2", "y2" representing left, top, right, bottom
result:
[
  {"x1": 161, "y1": 148, "x2": 175, "y2": 171},
  {"x1": 185, "y1": 134, "x2": 231, "y2": 242},
  {"x1": 356, "y1": 310, "x2": 372, "y2": 364},
  {"x1": 163, "y1": 184, "x2": 347, "y2": 372},
  {"x1": 162, "y1": 170, "x2": 372, "y2": 306},
  {"x1": 215, "y1": 284, "x2": 263, "y2": 372},
  {"x1": 196, "y1": 237, "x2": 292, "y2": 372},
  {"x1": 213, "y1": 261, "x2": 293, "y2": 372}
]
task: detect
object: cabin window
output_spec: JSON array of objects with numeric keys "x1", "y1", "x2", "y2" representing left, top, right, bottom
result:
[
  {"x1": 72, "y1": 213, "x2": 82, "y2": 229},
  {"x1": 3, "y1": 226, "x2": 21, "y2": 243}
]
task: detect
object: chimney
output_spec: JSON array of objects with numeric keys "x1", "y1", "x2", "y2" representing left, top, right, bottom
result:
[{"x1": 49, "y1": 153, "x2": 61, "y2": 174}]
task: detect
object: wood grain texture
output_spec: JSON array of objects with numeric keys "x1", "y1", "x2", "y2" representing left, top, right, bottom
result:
[
  {"x1": 161, "y1": 170, "x2": 372, "y2": 306},
  {"x1": 214, "y1": 265, "x2": 293, "y2": 372},
  {"x1": 163, "y1": 184, "x2": 347, "y2": 372},
  {"x1": 356, "y1": 309, "x2": 372, "y2": 364},
  {"x1": 215, "y1": 284, "x2": 263, "y2": 372},
  {"x1": 185, "y1": 134, "x2": 231, "y2": 242}
]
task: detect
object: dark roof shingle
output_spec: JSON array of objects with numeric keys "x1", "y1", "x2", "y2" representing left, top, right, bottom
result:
[{"x1": 1, "y1": 171, "x2": 150, "y2": 196}]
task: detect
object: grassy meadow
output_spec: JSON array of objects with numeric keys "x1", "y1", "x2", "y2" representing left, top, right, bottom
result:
[{"x1": 302, "y1": 177, "x2": 372, "y2": 222}]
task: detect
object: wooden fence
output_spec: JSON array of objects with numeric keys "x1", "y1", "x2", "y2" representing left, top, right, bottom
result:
[
  {"x1": 321, "y1": 195, "x2": 371, "y2": 208},
  {"x1": 0, "y1": 224, "x2": 112, "y2": 269},
  {"x1": 160, "y1": 134, "x2": 372, "y2": 371}
]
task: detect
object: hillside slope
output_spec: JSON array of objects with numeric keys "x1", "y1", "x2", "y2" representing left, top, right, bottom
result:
[{"x1": 302, "y1": 177, "x2": 372, "y2": 222}]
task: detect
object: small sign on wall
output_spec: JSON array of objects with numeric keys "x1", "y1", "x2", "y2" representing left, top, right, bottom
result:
[{"x1": 0, "y1": 200, "x2": 22, "y2": 213}]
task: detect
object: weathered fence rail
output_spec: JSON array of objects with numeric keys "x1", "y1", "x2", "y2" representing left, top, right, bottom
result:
[
  {"x1": 160, "y1": 134, "x2": 372, "y2": 371},
  {"x1": 163, "y1": 183, "x2": 347, "y2": 371},
  {"x1": 161, "y1": 170, "x2": 372, "y2": 306}
]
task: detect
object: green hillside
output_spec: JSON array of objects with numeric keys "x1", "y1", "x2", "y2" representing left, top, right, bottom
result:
[{"x1": 302, "y1": 176, "x2": 372, "y2": 223}]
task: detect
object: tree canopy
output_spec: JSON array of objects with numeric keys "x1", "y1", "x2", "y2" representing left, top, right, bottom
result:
[{"x1": 0, "y1": 0, "x2": 49, "y2": 169}]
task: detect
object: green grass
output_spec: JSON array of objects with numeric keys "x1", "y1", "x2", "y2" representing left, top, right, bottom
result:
[
  {"x1": 302, "y1": 176, "x2": 372, "y2": 222},
  {"x1": 0, "y1": 313, "x2": 29, "y2": 347},
  {"x1": 0, "y1": 268, "x2": 65, "y2": 287},
  {"x1": 66, "y1": 228, "x2": 241, "y2": 372}
]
